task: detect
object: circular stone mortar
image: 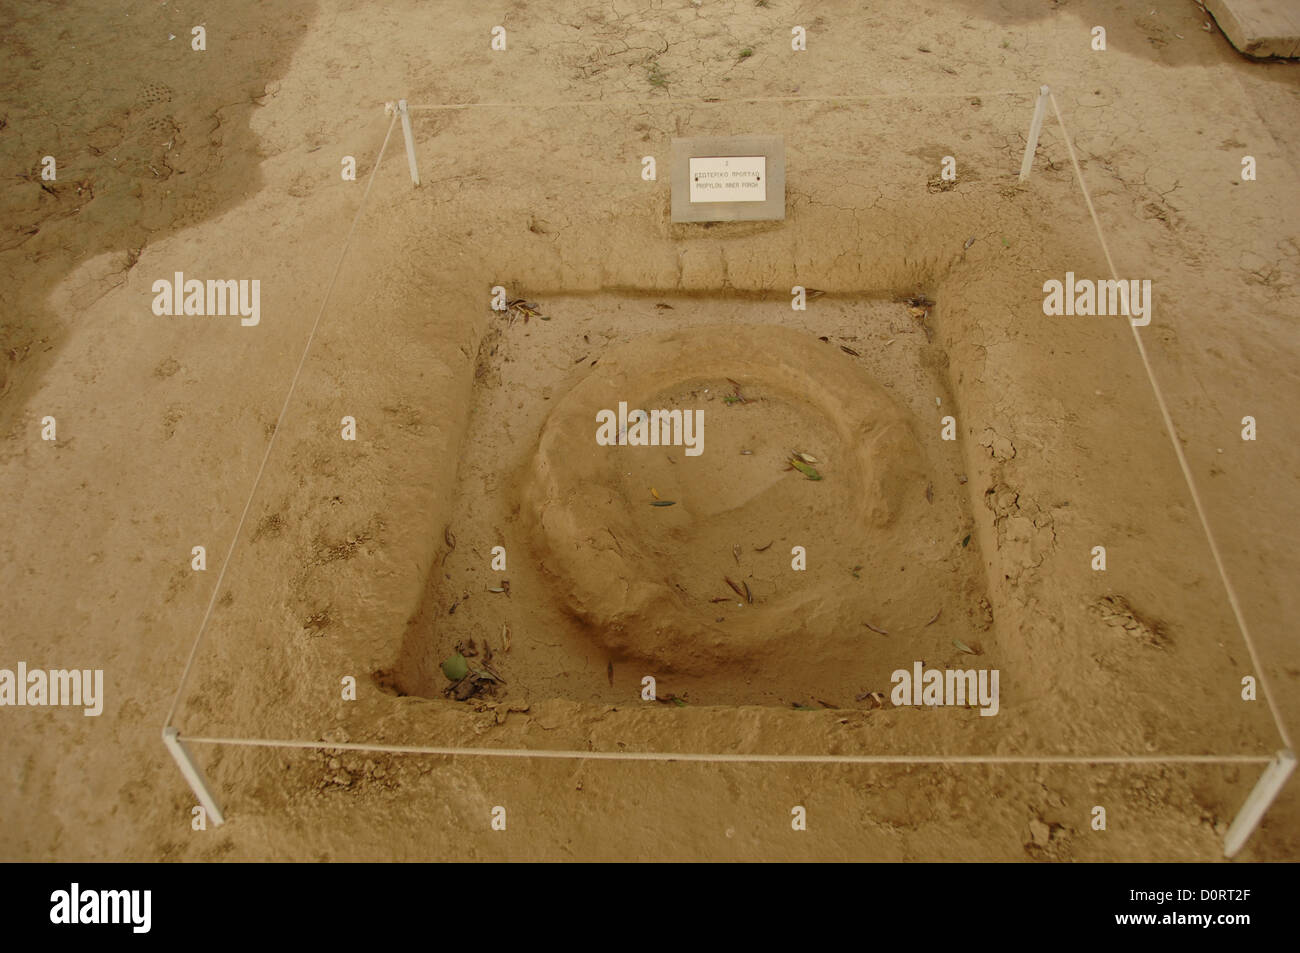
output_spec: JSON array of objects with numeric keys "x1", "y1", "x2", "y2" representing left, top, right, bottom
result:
[{"x1": 521, "y1": 324, "x2": 931, "y2": 671}]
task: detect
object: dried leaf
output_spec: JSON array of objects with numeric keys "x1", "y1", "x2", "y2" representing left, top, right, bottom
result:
[
  {"x1": 743, "y1": 580, "x2": 753, "y2": 604},
  {"x1": 925, "y1": 608, "x2": 942, "y2": 626},
  {"x1": 740, "y1": 449, "x2": 754, "y2": 455},
  {"x1": 444, "y1": 527, "x2": 456, "y2": 550},
  {"x1": 606, "y1": 660, "x2": 614, "y2": 686},
  {"x1": 840, "y1": 345, "x2": 860, "y2": 357},
  {"x1": 724, "y1": 577, "x2": 746, "y2": 599},
  {"x1": 953, "y1": 638, "x2": 980, "y2": 656},
  {"x1": 487, "y1": 587, "x2": 506, "y2": 593},
  {"x1": 709, "y1": 596, "x2": 730, "y2": 603},
  {"x1": 510, "y1": 300, "x2": 544, "y2": 321},
  {"x1": 651, "y1": 487, "x2": 660, "y2": 500},
  {"x1": 732, "y1": 543, "x2": 741, "y2": 564},
  {"x1": 862, "y1": 621, "x2": 889, "y2": 635},
  {"x1": 478, "y1": 662, "x2": 507, "y2": 683},
  {"x1": 501, "y1": 623, "x2": 511, "y2": 653},
  {"x1": 793, "y1": 450, "x2": 819, "y2": 464},
  {"x1": 754, "y1": 540, "x2": 774, "y2": 552},
  {"x1": 925, "y1": 483, "x2": 933, "y2": 503}
]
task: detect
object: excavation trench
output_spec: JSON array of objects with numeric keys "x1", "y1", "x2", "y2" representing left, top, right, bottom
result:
[{"x1": 392, "y1": 295, "x2": 990, "y2": 708}]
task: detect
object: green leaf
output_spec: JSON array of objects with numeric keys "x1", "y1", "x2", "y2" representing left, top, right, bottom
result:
[
  {"x1": 953, "y1": 639, "x2": 977, "y2": 655},
  {"x1": 441, "y1": 653, "x2": 469, "y2": 681},
  {"x1": 961, "y1": 534, "x2": 971, "y2": 548},
  {"x1": 789, "y1": 458, "x2": 823, "y2": 480}
]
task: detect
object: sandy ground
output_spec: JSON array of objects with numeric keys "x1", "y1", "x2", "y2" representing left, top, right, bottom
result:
[{"x1": 1, "y1": 0, "x2": 1298, "y2": 861}]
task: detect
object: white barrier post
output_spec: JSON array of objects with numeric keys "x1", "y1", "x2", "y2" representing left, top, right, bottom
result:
[
  {"x1": 1018, "y1": 85, "x2": 1051, "y2": 183},
  {"x1": 163, "y1": 727, "x2": 227, "y2": 827},
  {"x1": 1224, "y1": 749, "x2": 1295, "y2": 858},
  {"x1": 398, "y1": 99, "x2": 420, "y2": 187}
]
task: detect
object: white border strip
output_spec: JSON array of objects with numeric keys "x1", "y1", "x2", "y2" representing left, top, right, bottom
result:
[
  {"x1": 1018, "y1": 84, "x2": 1051, "y2": 181},
  {"x1": 1224, "y1": 749, "x2": 1296, "y2": 857},
  {"x1": 398, "y1": 99, "x2": 420, "y2": 186},
  {"x1": 163, "y1": 727, "x2": 226, "y2": 826}
]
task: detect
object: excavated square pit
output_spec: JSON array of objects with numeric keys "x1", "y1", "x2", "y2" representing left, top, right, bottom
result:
[{"x1": 392, "y1": 293, "x2": 992, "y2": 708}]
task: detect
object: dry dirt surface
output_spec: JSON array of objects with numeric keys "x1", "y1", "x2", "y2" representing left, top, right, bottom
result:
[{"x1": 1, "y1": 0, "x2": 1298, "y2": 862}]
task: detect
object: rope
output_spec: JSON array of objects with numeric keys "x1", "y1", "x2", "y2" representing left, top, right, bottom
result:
[
  {"x1": 179, "y1": 734, "x2": 1276, "y2": 766},
  {"x1": 403, "y1": 90, "x2": 1025, "y2": 111}
]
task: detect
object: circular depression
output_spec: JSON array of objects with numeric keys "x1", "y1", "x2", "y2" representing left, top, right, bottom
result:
[{"x1": 521, "y1": 325, "x2": 928, "y2": 670}]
